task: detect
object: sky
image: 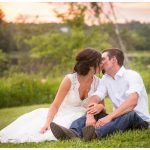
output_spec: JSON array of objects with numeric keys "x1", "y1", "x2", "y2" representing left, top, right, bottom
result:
[{"x1": 0, "y1": 2, "x2": 150, "y2": 24}]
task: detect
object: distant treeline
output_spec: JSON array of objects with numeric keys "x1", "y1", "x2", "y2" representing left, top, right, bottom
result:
[
  {"x1": 0, "y1": 20, "x2": 150, "y2": 108},
  {"x1": 0, "y1": 20, "x2": 150, "y2": 77}
]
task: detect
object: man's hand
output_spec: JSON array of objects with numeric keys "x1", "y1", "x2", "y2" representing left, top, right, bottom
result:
[
  {"x1": 85, "y1": 115, "x2": 96, "y2": 127},
  {"x1": 95, "y1": 115, "x2": 112, "y2": 128}
]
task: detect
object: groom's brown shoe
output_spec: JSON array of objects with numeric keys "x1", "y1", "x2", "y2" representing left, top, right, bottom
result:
[
  {"x1": 50, "y1": 122, "x2": 79, "y2": 140},
  {"x1": 82, "y1": 126, "x2": 97, "y2": 141}
]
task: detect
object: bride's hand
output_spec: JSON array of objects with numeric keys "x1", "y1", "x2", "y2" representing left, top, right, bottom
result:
[
  {"x1": 87, "y1": 103, "x2": 104, "y2": 115},
  {"x1": 85, "y1": 115, "x2": 96, "y2": 126},
  {"x1": 39, "y1": 123, "x2": 50, "y2": 134}
]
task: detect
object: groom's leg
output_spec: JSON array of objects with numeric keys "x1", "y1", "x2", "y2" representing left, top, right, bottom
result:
[
  {"x1": 69, "y1": 115, "x2": 86, "y2": 137},
  {"x1": 70, "y1": 112, "x2": 108, "y2": 137},
  {"x1": 95, "y1": 111, "x2": 148, "y2": 138}
]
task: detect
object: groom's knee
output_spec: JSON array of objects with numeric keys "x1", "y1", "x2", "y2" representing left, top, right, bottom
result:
[
  {"x1": 70, "y1": 115, "x2": 86, "y2": 128},
  {"x1": 125, "y1": 111, "x2": 137, "y2": 118}
]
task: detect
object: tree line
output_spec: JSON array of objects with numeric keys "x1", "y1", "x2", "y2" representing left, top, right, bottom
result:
[{"x1": 0, "y1": 8, "x2": 150, "y2": 77}]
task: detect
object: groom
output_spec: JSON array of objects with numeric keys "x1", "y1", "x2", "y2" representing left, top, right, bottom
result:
[{"x1": 50, "y1": 48, "x2": 150, "y2": 141}]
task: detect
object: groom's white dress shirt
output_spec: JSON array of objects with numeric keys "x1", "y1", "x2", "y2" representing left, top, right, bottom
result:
[{"x1": 93, "y1": 66, "x2": 150, "y2": 124}]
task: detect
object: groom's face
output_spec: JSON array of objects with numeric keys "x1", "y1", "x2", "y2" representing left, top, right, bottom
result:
[{"x1": 102, "y1": 52, "x2": 113, "y2": 74}]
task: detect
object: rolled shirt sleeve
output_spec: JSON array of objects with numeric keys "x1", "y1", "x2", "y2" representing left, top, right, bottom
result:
[{"x1": 126, "y1": 71, "x2": 144, "y2": 97}]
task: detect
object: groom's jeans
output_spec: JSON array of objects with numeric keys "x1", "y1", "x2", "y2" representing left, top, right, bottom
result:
[{"x1": 70, "y1": 111, "x2": 148, "y2": 138}]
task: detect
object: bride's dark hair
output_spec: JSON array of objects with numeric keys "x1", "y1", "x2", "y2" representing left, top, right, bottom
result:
[{"x1": 73, "y1": 48, "x2": 102, "y2": 75}]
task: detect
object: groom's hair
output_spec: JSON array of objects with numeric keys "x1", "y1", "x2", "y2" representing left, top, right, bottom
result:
[
  {"x1": 74, "y1": 48, "x2": 102, "y2": 75},
  {"x1": 102, "y1": 48, "x2": 124, "y2": 66}
]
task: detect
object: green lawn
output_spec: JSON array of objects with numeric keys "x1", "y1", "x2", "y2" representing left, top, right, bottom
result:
[{"x1": 0, "y1": 96, "x2": 150, "y2": 148}]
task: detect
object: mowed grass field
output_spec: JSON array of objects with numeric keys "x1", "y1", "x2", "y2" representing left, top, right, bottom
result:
[{"x1": 0, "y1": 96, "x2": 150, "y2": 148}]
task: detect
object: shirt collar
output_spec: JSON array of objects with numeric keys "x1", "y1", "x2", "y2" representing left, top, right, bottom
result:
[{"x1": 114, "y1": 66, "x2": 126, "y2": 80}]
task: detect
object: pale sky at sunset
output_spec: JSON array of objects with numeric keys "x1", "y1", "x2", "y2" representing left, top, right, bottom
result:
[{"x1": 0, "y1": 2, "x2": 150, "y2": 24}]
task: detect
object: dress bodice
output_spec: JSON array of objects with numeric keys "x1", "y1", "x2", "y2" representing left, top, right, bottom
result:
[{"x1": 59, "y1": 73, "x2": 100, "y2": 110}]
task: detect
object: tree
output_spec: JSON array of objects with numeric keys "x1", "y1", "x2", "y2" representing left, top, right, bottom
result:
[
  {"x1": 54, "y1": 3, "x2": 129, "y2": 66},
  {"x1": 54, "y1": 3, "x2": 86, "y2": 28},
  {"x1": 27, "y1": 26, "x2": 111, "y2": 76},
  {"x1": 0, "y1": 9, "x2": 5, "y2": 23},
  {"x1": 0, "y1": 49, "x2": 8, "y2": 76}
]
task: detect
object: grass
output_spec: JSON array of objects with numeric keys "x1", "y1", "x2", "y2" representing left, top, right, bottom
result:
[{"x1": 0, "y1": 96, "x2": 150, "y2": 148}]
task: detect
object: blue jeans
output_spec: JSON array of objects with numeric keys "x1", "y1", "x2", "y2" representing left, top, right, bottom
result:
[{"x1": 70, "y1": 111, "x2": 148, "y2": 138}]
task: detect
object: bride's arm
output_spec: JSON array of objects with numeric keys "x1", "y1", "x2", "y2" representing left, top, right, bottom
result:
[
  {"x1": 85, "y1": 78, "x2": 107, "y2": 126},
  {"x1": 40, "y1": 77, "x2": 71, "y2": 134},
  {"x1": 85, "y1": 96, "x2": 105, "y2": 127}
]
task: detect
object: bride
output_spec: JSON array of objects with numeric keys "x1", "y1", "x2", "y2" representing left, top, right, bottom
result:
[{"x1": 0, "y1": 48, "x2": 105, "y2": 143}]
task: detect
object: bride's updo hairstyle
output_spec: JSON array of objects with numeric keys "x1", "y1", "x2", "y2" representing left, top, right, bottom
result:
[{"x1": 74, "y1": 48, "x2": 102, "y2": 75}]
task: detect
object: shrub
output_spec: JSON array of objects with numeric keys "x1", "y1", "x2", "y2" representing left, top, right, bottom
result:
[{"x1": 0, "y1": 73, "x2": 61, "y2": 108}]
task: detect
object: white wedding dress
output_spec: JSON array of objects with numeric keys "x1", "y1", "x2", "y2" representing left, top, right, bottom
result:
[{"x1": 0, "y1": 73, "x2": 100, "y2": 143}]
